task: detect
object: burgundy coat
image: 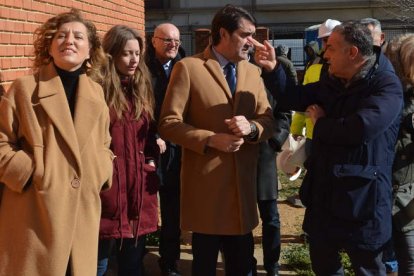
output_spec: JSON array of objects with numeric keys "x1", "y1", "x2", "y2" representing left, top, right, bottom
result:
[{"x1": 99, "y1": 100, "x2": 159, "y2": 239}]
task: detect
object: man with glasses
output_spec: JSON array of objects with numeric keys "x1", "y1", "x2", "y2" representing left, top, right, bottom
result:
[
  {"x1": 146, "y1": 23, "x2": 185, "y2": 276},
  {"x1": 159, "y1": 5, "x2": 274, "y2": 275}
]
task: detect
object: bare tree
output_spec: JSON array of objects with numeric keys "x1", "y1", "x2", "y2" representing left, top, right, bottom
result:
[{"x1": 378, "y1": 0, "x2": 414, "y2": 25}]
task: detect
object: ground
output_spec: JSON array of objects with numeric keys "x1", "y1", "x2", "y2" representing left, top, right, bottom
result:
[{"x1": 109, "y1": 173, "x2": 307, "y2": 275}]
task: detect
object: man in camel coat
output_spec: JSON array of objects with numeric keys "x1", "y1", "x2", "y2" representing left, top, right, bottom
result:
[{"x1": 159, "y1": 5, "x2": 275, "y2": 275}]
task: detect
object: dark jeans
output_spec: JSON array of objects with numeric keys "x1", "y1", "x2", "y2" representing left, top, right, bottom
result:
[
  {"x1": 158, "y1": 143, "x2": 181, "y2": 269},
  {"x1": 97, "y1": 237, "x2": 146, "y2": 276},
  {"x1": 158, "y1": 172, "x2": 181, "y2": 268},
  {"x1": 257, "y1": 199, "x2": 281, "y2": 274},
  {"x1": 192, "y1": 232, "x2": 254, "y2": 276},
  {"x1": 308, "y1": 236, "x2": 386, "y2": 275}
]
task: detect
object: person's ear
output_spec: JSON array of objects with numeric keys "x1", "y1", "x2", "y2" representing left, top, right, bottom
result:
[
  {"x1": 219, "y1": 27, "x2": 228, "y2": 40},
  {"x1": 349, "y1": 45, "x2": 359, "y2": 59}
]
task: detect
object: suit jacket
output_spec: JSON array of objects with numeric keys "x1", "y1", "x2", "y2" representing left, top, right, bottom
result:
[
  {"x1": 0, "y1": 63, "x2": 114, "y2": 275},
  {"x1": 159, "y1": 46, "x2": 274, "y2": 235}
]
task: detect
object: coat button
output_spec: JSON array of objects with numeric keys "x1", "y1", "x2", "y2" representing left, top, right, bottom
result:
[{"x1": 71, "y1": 178, "x2": 80, "y2": 188}]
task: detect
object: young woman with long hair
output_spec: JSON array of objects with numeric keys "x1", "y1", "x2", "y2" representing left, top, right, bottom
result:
[{"x1": 96, "y1": 25, "x2": 159, "y2": 276}]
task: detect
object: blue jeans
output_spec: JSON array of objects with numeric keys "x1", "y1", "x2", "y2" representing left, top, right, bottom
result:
[
  {"x1": 192, "y1": 232, "x2": 254, "y2": 276},
  {"x1": 308, "y1": 236, "x2": 386, "y2": 275},
  {"x1": 394, "y1": 229, "x2": 414, "y2": 275},
  {"x1": 257, "y1": 199, "x2": 280, "y2": 274},
  {"x1": 97, "y1": 237, "x2": 146, "y2": 276}
]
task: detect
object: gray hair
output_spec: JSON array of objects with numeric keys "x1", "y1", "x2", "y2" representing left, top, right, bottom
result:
[
  {"x1": 333, "y1": 21, "x2": 374, "y2": 57},
  {"x1": 360, "y1": 18, "x2": 382, "y2": 33}
]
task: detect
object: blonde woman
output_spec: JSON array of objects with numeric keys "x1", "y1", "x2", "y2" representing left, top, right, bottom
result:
[
  {"x1": 385, "y1": 33, "x2": 414, "y2": 275},
  {"x1": 96, "y1": 25, "x2": 159, "y2": 276},
  {"x1": 0, "y1": 9, "x2": 113, "y2": 276}
]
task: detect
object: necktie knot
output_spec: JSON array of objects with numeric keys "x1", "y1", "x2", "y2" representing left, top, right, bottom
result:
[
  {"x1": 225, "y1": 62, "x2": 236, "y2": 95},
  {"x1": 163, "y1": 63, "x2": 171, "y2": 78}
]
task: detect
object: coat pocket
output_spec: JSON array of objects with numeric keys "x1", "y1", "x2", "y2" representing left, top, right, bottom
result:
[
  {"x1": 331, "y1": 164, "x2": 379, "y2": 221},
  {"x1": 127, "y1": 164, "x2": 159, "y2": 219},
  {"x1": 100, "y1": 159, "x2": 122, "y2": 219},
  {"x1": 32, "y1": 145, "x2": 45, "y2": 190},
  {"x1": 143, "y1": 164, "x2": 160, "y2": 194}
]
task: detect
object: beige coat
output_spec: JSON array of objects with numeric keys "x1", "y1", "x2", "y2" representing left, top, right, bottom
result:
[
  {"x1": 0, "y1": 63, "x2": 113, "y2": 276},
  {"x1": 159, "y1": 47, "x2": 275, "y2": 235}
]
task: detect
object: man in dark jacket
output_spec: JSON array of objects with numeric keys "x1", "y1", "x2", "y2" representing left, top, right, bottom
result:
[
  {"x1": 254, "y1": 21, "x2": 403, "y2": 274},
  {"x1": 145, "y1": 23, "x2": 185, "y2": 276}
]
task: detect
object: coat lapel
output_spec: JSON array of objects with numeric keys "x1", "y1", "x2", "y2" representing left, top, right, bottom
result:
[
  {"x1": 203, "y1": 47, "x2": 233, "y2": 101},
  {"x1": 73, "y1": 75, "x2": 104, "y2": 155},
  {"x1": 38, "y1": 63, "x2": 82, "y2": 173}
]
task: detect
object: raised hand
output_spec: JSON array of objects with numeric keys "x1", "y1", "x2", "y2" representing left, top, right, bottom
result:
[{"x1": 248, "y1": 37, "x2": 277, "y2": 72}]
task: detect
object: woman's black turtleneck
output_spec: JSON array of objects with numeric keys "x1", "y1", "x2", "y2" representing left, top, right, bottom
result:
[{"x1": 54, "y1": 64, "x2": 83, "y2": 118}]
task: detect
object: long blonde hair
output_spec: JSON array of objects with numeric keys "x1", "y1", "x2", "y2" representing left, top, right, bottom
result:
[
  {"x1": 385, "y1": 34, "x2": 414, "y2": 87},
  {"x1": 100, "y1": 25, "x2": 154, "y2": 120}
]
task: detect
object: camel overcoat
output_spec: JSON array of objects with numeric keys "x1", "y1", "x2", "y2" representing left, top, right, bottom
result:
[
  {"x1": 159, "y1": 47, "x2": 275, "y2": 235},
  {"x1": 0, "y1": 63, "x2": 114, "y2": 276}
]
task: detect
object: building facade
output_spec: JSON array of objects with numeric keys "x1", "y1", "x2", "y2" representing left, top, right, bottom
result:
[{"x1": 145, "y1": 0, "x2": 414, "y2": 63}]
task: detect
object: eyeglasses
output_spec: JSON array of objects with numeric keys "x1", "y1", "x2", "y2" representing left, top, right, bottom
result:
[{"x1": 154, "y1": 37, "x2": 181, "y2": 46}]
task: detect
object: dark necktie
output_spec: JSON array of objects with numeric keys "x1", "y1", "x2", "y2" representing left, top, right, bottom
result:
[{"x1": 225, "y1": 62, "x2": 236, "y2": 95}]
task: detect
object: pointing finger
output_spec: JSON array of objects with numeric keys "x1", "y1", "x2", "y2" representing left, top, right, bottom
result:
[{"x1": 248, "y1": 37, "x2": 265, "y2": 50}]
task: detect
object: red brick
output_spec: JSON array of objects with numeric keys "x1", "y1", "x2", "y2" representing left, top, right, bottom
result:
[
  {"x1": 31, "y1": 1, "x2": 47, "y2": 13},
  {"x1": 23, "y1": 1, "x2": 33, "y2": 9},
  {"x1": 11, "y1": 58, "x2": 20, "y2": 68},
  {"x1": 0, "y1": 0, "x2": 145, "y2": 86},
  {"x1": 23, "y1": 46, "x2": 32, "y2": 56},
  {"x1": 1, "y1": 70, "x2": 18, "y2": 82},
  {"x1": 0, "y1": 7, "x2": 11, "y2": 18},
  {"x1": 4, "y1": 0, "x2": 16, "y2": 8},
  {"x1": 2, "y1": 58, "x2": 12, "y2": 69},
  {"x1": 9, "y1": 9, "x2": 27, "y2": 21},
  {"x1": 0, "y1": 33, "x2": 12, "y2": 44},
  {"x1": 15, "y1": 46, "x2": 24, "y2": 56}
]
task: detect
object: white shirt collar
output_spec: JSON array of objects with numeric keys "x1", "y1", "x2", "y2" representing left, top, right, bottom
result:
[{"x1": 212, "y1": 46, "x2": 233, "y2": 70}]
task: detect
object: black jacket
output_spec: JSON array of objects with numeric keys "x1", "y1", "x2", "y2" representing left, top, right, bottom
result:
[
  {"x1": 257, "y1": 88, "x2": 291, "y2": 200},
  {"x1": 264, "y1": 47, "x2": 403, "y2": 250},
  {"x1": 145, "y1": 44, "x2": 185, "y2": 183}
]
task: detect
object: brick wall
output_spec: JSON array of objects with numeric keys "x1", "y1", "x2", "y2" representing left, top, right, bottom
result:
[{"x1": 0, "y1": 0, "x2": 145, "y2": 91}]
